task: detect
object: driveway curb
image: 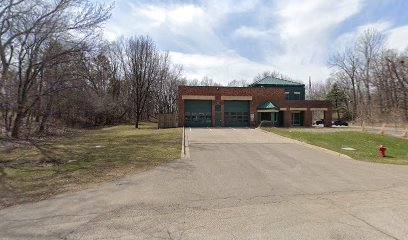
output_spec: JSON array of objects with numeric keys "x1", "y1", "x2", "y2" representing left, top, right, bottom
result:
[
  {"x1": 181, "y1": 127, "x2": 190, "y2": 159},
  {"x1": 181, "y1": 127, "x2": 185, "y2": 159}
]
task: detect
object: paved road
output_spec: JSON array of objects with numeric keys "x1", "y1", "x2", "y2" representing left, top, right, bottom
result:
[{"x1": 1, "y1": 128, "x2": 408, "y2": 239}]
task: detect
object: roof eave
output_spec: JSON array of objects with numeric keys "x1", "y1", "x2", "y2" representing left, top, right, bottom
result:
[{"x1": 252, "y1": 83, "x2": 305, "y2": 87}]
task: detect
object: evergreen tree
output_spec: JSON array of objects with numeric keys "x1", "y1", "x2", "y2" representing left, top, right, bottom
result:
[{"x1": 326, "y1": 83, "x2": 347, "y2": 120}]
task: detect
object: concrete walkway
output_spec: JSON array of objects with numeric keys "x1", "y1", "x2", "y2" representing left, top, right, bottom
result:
[{"x1": 1, "y1": 128, "x2": 408, "y2": 239}]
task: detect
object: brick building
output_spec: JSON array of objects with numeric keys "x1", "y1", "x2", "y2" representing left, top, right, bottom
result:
[{"x1": 178, "y1": 77, "x2": 332, "y2": 128}]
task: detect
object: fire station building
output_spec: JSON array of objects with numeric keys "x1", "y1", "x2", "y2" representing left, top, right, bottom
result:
[{"x1": 178, "y1": 77, "x2": 332, "y2": 128}]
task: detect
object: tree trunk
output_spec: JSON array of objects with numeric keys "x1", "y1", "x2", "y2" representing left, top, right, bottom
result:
[
  {"x1": 38, "y1": 98, "x2": 53, "y2": 134},
  {"x1": 401, "y1": 84, "x2": 408, "y2": 121},
  {"x1": 135, "y1": 113, "x2": 140, "y2": 128},
  {"x1": 11, "y1": 111, "x2": 24, "y2": 138},
  {"x1": 365, "y1": 83, "x2": 372, "y2": 120},
  {"x1": 25, "y1": 111, "x2": 32, "y2": 137}
]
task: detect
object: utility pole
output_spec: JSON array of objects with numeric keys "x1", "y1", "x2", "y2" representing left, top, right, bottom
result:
[{"x1": 308, "y1": 76, "x2": 312, "y2": 100}]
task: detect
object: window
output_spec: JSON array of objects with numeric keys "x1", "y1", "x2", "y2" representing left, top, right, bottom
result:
[
  {"x1": 285, "y1": 92, "x2": 289, "y2": 100},
  {"x1": 293, "y1": 92, "x2": 301, "y2": 100},
  {"x1": 185, "y1": 112, "x2": 191, "y2": 121},
  {"x1": 292, "y1": 112, "x2": 301, "y2": 126},
  {"x1": 224, "y1": 111, "x2": 249, "y2": 125},
  {"x1": 192, "y1": 112, "x2": 200, "y2": 122}
]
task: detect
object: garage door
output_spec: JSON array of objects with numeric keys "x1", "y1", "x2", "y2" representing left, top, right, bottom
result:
[
  {"x1": 184, "y1": 100, "x2": 212, "y2": 127},
  {"x1": 224, "y1": 100, "x2": 249, "y2": 127}
]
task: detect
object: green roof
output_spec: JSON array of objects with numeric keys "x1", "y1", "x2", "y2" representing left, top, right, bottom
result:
[
  {"x1": 257, "y1": 101, "x2": 279, "y2": 110},
  {"x1": 252, "y1": 76, "x2": 304, "y2": 86}
]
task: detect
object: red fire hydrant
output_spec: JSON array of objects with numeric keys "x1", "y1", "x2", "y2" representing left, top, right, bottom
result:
[{"x1": 378, "y1": 145, "x2": 386, "y2": 157}]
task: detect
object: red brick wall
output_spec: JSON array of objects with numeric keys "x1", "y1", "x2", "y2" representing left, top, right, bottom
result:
[
  {"x1": 283, "y1": 110, "x2": 291, "y2": 127},
  {"x1": 324, "y1": 110, "x2": 333, "y2": 127},
  {"x1": 178, "y1": 86, "x2": 332, "y2": 127},
  {"x1": 304, "y1": 110, "x2": 313, "y2": 127}
]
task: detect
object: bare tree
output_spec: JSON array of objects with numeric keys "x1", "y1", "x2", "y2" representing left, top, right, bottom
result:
[
  {"x1": 252, "y1": 70, "x2": 294, "y2": 83},
  {"x1": 386, "y1": 52, "x2": 408, "y2": 121},
  {"x1": 118, "y1": 36, "x2": 162, "y2": 128},
  {"x1": 329, "y1": 28, "x2": 408, "y2": 125},
  {"x1": 307, "y1": 79, "x2": 331, "y2": 100},
  {"x1": 329, "y1": 48, "x2": 360, "y2": 119},
  {"x1": 355, "y1": 29, "x2": 385, "y2": 120},
  {"x1": 185, "y1": 76, "x2": 221, "y2": 86},
  {"x1": 199, "y1": 76, "x2": 221, "y2": 86},
  {"x1": 1, "y1": 2, "x2": 189, "y2": 138},
  {"x1": 227, "y1": 79, "x2": 248, "y2": 87},
  {"x1": 0, "y1": 0, "x2": 111, "y2": 138},
  {"x1": 154, "y1": 62, "x2": 183, "y2": 114}
]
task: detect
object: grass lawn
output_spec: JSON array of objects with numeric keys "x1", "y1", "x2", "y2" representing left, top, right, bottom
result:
[
  {"x1": 263, "y1": 128, "x2": 408, "y2": 165},
  {"x1": 0, "y1": 123, "x2": 182, "y2": 208}
]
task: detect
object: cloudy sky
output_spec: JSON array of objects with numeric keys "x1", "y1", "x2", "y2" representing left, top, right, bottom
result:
[{"x1": 100, "y1": 0, "x2": 408, "y2": 85}]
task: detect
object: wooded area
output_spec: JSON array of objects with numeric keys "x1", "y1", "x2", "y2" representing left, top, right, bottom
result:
[
  {"x1": 1, "y1": 1, "x2": 407, "y2": 139},
  {"x1": 0, "y1": 0, "x2": 184, "y2": 138},
  {"x1": 324, "y1": 29, "x2": 408, "y2": 124}
]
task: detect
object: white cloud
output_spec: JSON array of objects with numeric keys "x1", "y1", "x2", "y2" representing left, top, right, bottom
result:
[
  {"x1": 267, "y1": 0, "x2": 365, "y2": 81},
  {"x1": 333, "y1": 20, "x2": 392, "y2": 51},
  {"x1": 134, "y1": 5, "x2": 166, "y2": 27},
  {"x1": 203, "y1": 0, "x2": 259, "y2": 18},
  {"x1": 103, "y1": 1, "x2": 271, "y2": 85},
  {"x1": 331, "y1": 21, "x2": 408, "y2": 54},
  {"x1": 106, "y1": 3, "x2": 227, "y2": 54},
  {"x1": 134, "y1": 4, "x2": 206, "y2": 27},
  {"x1": 233, "y1": 26, "x2": 272, "y2": 38},
  {"x1": 103, "y1": 0, "x2": 373, "y2": 83},
  {"x1": 276, "y1": 0, "x2": 363, "y2": 38},
  {"x1": 170, "y1": 51, "x2": 275, "y2": 83},
  {"x1": 167, "y1": 5, "x2": 203, "y2": 25},
  {"x1": 386, "y1": 25, "x2": 408, "y2": 51},
  {"x1": 357, "y1": 20, "x2": 392, "y2": 33}
]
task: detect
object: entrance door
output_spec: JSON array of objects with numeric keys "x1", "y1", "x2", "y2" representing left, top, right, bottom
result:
[
  {"x1": 278, "y1": 111, "x2": 284, "y2": 127},
  {"x1": 259, "y1": 112, "x2": 278, "y2": 127},
  {"x1": 260, "y1": 112, "x2": 272, "y2": 121},
  {"x1": 291, "y1": 112, "x2": 302, "y2": 126}
]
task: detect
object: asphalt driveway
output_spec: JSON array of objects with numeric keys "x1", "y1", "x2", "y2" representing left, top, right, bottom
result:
[{"x1": 1, "y1": 128, "x2": 408, "y2": 239}]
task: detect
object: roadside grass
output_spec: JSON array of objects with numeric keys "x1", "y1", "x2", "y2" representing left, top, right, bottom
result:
[
  {"x1": 0, "y1": 123, "x2": 182, "y2": 208},
  {"x1": 262, "y1": 128, "x2": 408, "y2": 165}
]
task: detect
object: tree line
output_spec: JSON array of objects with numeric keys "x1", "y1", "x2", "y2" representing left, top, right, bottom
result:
[
  {"x1": 326, "y1": 29, "x2": 408, "y2": 124},
  {"x1": 0, "y1": 0, "x2": 184, "y2": 138},
  {"x1": 2, "y1": 1, "x2": 406, "y2": 139}
]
